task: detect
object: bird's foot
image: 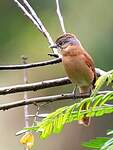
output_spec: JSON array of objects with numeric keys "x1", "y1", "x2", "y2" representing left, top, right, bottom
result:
[{"x1": 72, "y1": 85, "x2": 78, "y2": 100}]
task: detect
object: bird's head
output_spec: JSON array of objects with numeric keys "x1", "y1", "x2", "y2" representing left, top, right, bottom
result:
[{"x1": 51, "y1": 33, "x2": 80, "y2": 51}]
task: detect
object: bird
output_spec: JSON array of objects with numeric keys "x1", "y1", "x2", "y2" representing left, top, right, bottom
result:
[{"x1": 51, "y1": 33, "x2": 96, "y2": 126}]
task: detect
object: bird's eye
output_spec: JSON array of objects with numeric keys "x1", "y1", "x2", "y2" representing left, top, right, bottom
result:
[{"x1": 59, "y1": 42, "x2": 62, "y2": 46}]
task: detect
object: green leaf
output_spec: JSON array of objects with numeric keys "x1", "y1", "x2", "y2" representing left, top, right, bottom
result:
[
  {"x1": 53, "y1": 114, "x2": 64, "y2": 134},
  {"x1": 92, "y1": 70, "x2": 113, "y2": 96},
  {"x1": 101, "y1": 137, "x2": 113, "y2": 150},
  {"x1": 77, "y1": 98, "x2": 90, "y2": 120},
  {"x1": 95, "y1": 109, "x2": 105, "y2": 117},
  {"x1": 107, "y1": 130, "x2": 113, "y2": 135},
  {"x1": 82, "y1": 137, "x2": 110, "y2": 149},
  {"x1": 99, "y1": 92, "x2": 113, "y2": 106},
  {"x1": 92, "y1": 95, "x2": 103, "y2": 109},
  {"x1": 39, "y1": 123, "x2": 53, "y2": 139},
  {"x1": 92, "y1": 75, "x2": 107, "y2": 96}
]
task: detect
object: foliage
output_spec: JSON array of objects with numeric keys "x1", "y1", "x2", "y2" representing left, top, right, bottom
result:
[
  {"x1": 82, "y1": 137, "x2": 110, "y2": 149},
  {"x1": 82, "y1": 129, "x2": 113, "y2": 150},
  {"x1": 92, "y1": 69, "x2": 113, "y2": 96},
  {"x1": 82, "y1": 70, "x2": 113, "y2": 150},
  {"x1": 23, "y1": 91, "x2": 113, "y2": 140},
  {"x1": 18, "y1": 70, "x2": 113, "y2": 148}
]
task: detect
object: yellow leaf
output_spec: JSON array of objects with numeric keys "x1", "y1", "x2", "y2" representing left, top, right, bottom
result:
[{"x1": 20, "y1": 132, "x2": 34, "y2": 149}]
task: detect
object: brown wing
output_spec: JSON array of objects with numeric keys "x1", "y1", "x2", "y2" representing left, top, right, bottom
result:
[{"x1": 82, "y1": 51, "x2": 96, "y2": 88}]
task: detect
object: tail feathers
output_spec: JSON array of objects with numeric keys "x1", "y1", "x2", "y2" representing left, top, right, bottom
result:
[
  {"x1": 78, "y1": 77, "x2": 96, "y2": 126},
  {"x1": 78, "y1": 95, "x2": 91, "y2": 126},
  {"x1": 79, "y1": 116, "x2": 91, "y2": 126}
]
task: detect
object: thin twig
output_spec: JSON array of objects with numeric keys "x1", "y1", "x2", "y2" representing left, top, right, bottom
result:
[
  {"x1": 0, "y1": 91, "x2": 112, "y2": 111},
  {"x1": 23, "y1": 0, "x2": 44, "y2": 32},
  {"x1": 22, "y1": 57, "x2": 29, "y2": 128},
  {"x1": 14, "y1": 0, "x2": 42, "y2": 32},
  {"x1": 14, "y1": 0, "x2": 59, "y2": 55},
  {"x1": 27, "y1": 113, "x2": 49, "y2": 118},
  {"x1": 16, "y1": 114, "x2": 49, "y2": 135},
  {"x1": 0, "y1": 58, "x2": 61, "y2": 70},
  {"x1": 0, "y1": 68, "x2": 106, "y2": 95},
  {"x1": 48, "y1": 53, "x2": 59, "y2": 58},
  {"x1": 56, "y1": 0, "x2": 66, "y2": 34}
]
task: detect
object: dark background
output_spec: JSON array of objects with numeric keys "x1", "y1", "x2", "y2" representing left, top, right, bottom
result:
[{"x1": 0, "y1": 0, "x2": 113, "y2": 150}]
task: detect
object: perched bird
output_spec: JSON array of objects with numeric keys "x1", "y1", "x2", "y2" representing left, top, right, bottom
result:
[{"x1": 51, "y1": 33, "x2": 96, "y2": 126}]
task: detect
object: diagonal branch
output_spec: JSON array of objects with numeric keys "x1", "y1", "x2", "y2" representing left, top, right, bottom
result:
[
  {"x1": 14, "y1": 0, "x2": 59, "y2": 55},
  {"x1": 56, "y1": 0, "x2": 66, "y2": 34},
  {"x1": 0, "y1": 91, "x2": 111, "y2": 111}
]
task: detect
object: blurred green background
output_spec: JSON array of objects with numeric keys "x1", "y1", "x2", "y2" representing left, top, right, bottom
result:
[{"x1": 0, "y1": 0, "x2": 113, "y2": 150}]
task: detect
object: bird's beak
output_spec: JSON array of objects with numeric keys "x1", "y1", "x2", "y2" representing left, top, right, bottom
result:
[{"x1": 50, "y1": 44, "x2": 58, "y2": 49}]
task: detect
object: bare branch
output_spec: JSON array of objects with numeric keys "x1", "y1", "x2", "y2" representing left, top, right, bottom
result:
[
  {"x1": 0, "y1": 93, "x2": 73, "y2": 111},
  {"x1": 14, "y1": 0, "x2": 59, "y2": 55},
  {"x1": 0, "y1": 58, "x2": 61, "y2": 70},
  {"x1": 0, "y1": 68, "x2": 106, "y2": 95},
  {"x1": 22, "y1": 57, "x2": 29, "y2": 128},
  {"x1": 14, "y1": 0, "x2": 42, "y2": 32},
  {"x1": 0, "y1": 57, "x2": 106, "y2": 78},
  {"x1": 0, "y1": 91, "x2": 111, "y2": 111},
  {"x1": 0, "y1": 77, "x2": 70, "y2": 95},
  {"x1": 23, "y1": 0, "x2": 44, "y2": 32},
  {"x1": 56, "y1": 0, "x2": 66, "y2": 34}
]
